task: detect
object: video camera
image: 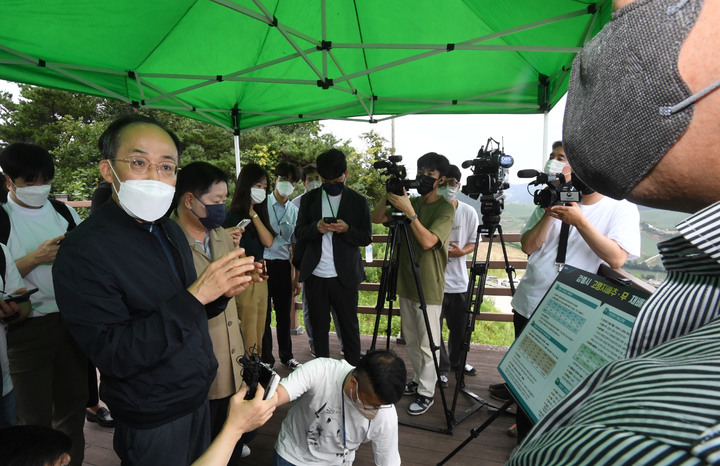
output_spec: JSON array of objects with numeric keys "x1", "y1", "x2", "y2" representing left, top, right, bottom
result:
[
  {"x1": 517, "y1": 169, "x2": 582, "y2": 208},
  {"x1": 461, "y1": 138, "x2": 514, "y2": 199},
  {"x1": 373, "y1": 155, "x2": 423, "y2": 196}
]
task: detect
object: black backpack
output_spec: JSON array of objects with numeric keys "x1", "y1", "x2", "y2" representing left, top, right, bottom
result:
[{"x1": 0, "y1": 198, "x2": 77, "y2": 283}]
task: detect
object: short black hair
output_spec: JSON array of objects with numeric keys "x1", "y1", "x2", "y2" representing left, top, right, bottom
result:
[
  {"x1": 551, "y1": 140, "x2": 563, "y2": 150},
  {"x1": 0, "y1": 425, "x2": 71, "y2": 466},
  {"x1": 316, "y1": 148, "x2": 347, "y2": 180},
  {"x1": 172, "y1": 161, "x2": 229, "y2": 210},
  {"x1": 0, "y1": 143, "x2": 55, "y2": 183},
  {"x1": 274, "y1": 161, "x2": 301, "y2": 183},
  {"x1": 417, "y1": 152, "x2": 450, "y2": 177},
  {"x1": 354, "y1": 349, "x2": 407, "y2": 405},
  {"x1": 301, "y1": 164, "x2": 319, "y2": 182},
  {"x1": 446, "y1": 164, "x2": 462, "y2": 183},
  {"x1": 98, "y1": 114, "x2": 183, "y2": 162}
]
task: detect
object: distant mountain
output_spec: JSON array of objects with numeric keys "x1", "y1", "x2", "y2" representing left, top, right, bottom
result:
[{"x1": 456, "y1": 187, "x2": 687, "y2": 264}]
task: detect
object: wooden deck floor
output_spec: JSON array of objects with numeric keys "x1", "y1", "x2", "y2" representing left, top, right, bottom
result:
[{"x1": 82, "y1": 331, "x2": 516, "y2": 466}]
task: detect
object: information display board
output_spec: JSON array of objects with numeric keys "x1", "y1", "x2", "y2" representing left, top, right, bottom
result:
[{"x1": 497, "y1": 265, "x2": 651, "y2": 423}]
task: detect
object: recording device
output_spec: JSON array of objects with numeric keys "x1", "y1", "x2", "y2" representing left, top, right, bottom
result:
[
  {"x1": 518, "y1": 169, "x2": 582, "y2": 208},
  {"x1": 0, "y1": 288, "x2": 39, "y2": 324},
  {"x1": 323, "y1": 217, "x2": 337, "y2": 224},
  {"x1": 239, "y1": 351, "x2": 280, "y2": 400},
  {"x1": 236, "y1": 218, "x2": 251, "y2": 229},
  {"x1": 461, "y1": 137, "x2": 514, "y2": 199},
  {"x1": 373, "y1": 155, "x2": 423, "y2": 196}
]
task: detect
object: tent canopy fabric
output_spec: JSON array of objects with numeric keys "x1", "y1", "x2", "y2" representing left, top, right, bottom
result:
[{"x1": 0, "y1": 0, "x2": 610, "y2": 131}]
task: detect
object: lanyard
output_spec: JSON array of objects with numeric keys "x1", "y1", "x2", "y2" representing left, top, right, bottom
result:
[
  {"x1": 272, "y1": 200, "x2": 287, "y2": 226},
  {"x1": 323, "y1": 190, "x2": 337, "y2": 218}
]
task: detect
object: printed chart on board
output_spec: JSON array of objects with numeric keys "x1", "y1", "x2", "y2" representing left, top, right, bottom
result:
[{"x1": 498, "y1": 265, "x2": 651, "y2": 423}]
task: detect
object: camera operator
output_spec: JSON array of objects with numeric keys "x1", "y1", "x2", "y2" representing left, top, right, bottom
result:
[
  {"x1": 500, "y1": 144, "x2": 640, "y2": 443},
  {"x1": 371, "y1": 152, "x2": 454, "y2": 416}
]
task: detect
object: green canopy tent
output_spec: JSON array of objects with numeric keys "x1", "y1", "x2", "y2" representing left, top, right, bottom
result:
[{"x1": 0, "y1": 0, "x2": 610, "y2": 172}]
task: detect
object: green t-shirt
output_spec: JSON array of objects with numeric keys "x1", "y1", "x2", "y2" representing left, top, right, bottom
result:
[{"x1": 390, "y1": 195, "x2": 454, "y2": 305}]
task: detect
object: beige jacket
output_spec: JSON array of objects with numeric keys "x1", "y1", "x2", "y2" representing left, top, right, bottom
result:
[{"x1": 172, "y1": 214, "x2": 244, "y2": 400}]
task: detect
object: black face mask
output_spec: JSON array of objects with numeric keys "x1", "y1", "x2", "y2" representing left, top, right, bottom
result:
[
  {"x1": 323, "y1": 181, "x2": 345, "y2": 196},
  {"x1": 416, "y1": 175, "x2": 437, "y2": 196},
  {"x1": 570, "y1": 176, "x2": 595, "y2": 195}
]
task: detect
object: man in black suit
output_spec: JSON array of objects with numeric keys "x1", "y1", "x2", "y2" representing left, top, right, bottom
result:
[{"x1": 294, "y1": 148, "x2": 372, "y2": 365}]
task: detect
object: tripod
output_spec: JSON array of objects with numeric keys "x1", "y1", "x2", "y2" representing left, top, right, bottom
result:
[
  {"x1": 448, "y1": 211, "x2": 517, "y2": 427},
  {"x1": 370, "y1": 210, "x2": 453, "y2": 434}
]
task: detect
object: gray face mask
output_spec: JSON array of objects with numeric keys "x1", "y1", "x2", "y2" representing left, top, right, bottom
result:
[{"x1": 562, "y1": 0, "x2": 718, "y2": 200}]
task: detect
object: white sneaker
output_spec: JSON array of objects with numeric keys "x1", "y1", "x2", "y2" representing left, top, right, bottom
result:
[
  {"x1": 283, "y1": 358, "x2": 302, "y2": 370},
  {"x1": 241, "y1": 445, "x2": 251, "y2": 458}
]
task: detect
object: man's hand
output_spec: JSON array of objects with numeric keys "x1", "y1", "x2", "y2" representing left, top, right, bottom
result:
[
  {"x1": 188, "y1": 249, "x2": 258, "y2": 304},
  {"x1": 317, "y1": 219, "x2": 334, "y2": 234},
  {"x1": 545, "y1": 203, "x2": 586, "y2": 228},
  {"x1": 448, "y1": 242, "x2": 464, "y2": 258},
  {"x1": 292, "y1": 279, "x2": 302, "y2": 297},
  {"x1": 0, "y1": 298, "x2": 21, "y2": 320},
  {"x1": 326, "y1": 219, "x2": 349, "y2": 234},
  {"x1": 33, "y1": 235, "x2": 65, "y2": 264},
  {"x1": 386, "y1": 189, "x2": 414, "y2": 217}
]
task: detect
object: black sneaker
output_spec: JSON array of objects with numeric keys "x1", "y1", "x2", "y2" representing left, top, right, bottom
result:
[
  {"x1": 489, "y1": 382, "x2": 505, "y2": 390},
  {"x1": 463, "y1": 364, "x2": 477, "y2": 376},
  {"x1": 282, "y1": 358, "x2": 302, "y2": 370},
  {"x1": 403, "y1": 381, "x2": 418, "y2": 396},
  {"x1": 407, "y1": 395, "x2": 434, "y2": 415},
  {"x1": 490, "y1": 386, "x2": 511, "y2": 402}
]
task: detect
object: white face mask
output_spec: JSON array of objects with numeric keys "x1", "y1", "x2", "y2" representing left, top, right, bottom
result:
[
  {"x1": 250, "y1": 187, "x2": 267, "y2": 204},
  {"x1": 275, "y1": 181, "x2": 295, "y2": 198},
  {"x1": 438, "y1": 184, "x2": 459, "y2": 202},
  {"x1": 305, "y1": 180, "x2": 322, "y2": 192},
  {"x1": 544, "y1": 159, "x2": 567, "y2": 175},
  {"x1": 12, "y1": 182, "x2": 52, "y2": 207},
  {"x1": 350, "y1": 386, "x2": 378, "y2": 421},
  {"x1": 108, "y1": 162, "x2": 175, "y2": 222}
]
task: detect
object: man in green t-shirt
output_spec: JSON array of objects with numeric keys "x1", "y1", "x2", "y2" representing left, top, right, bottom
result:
[{"x1": 371, "y1": 152, "x2": 454, "y2": 416}]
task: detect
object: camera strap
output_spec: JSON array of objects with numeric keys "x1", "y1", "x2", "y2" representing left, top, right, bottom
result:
[{"x1": 555, "y1": 222, "x2": 571, "y2": 271}]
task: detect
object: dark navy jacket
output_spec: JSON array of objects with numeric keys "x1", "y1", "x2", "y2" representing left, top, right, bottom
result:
[{"x1": 54, "y1": 200, "x2": 224, "y2": 428}]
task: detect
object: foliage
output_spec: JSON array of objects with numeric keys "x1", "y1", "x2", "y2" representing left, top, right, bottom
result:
[{"x1": 0, "y1": 86, "x2": 394, "y2": 209}]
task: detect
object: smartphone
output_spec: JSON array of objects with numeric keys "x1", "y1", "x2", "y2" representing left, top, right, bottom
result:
[
  {"x1": 258, "y1": 363, "x2": 280, "y2": 400},
  {"x1": 2, "y1": 288, "x2": 39, "y2": 305},
  {"x1": 323, "y1": 217, "x2": 337, "y2": 224},
  {"x1": 237, "y1": 218, "x2": 252, "y2": 229}
]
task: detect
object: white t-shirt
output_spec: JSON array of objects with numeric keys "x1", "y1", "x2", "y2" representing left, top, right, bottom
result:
[
  {"x1": 1, "y1": 243, "x2": 26, "y2": 396},
  {"x1": 276, "y1": 358, "x2": 401, "y2": 466},
  {"x1": 3, "y1": 197, "x2": 81, "y2": 317},
  {"x1": 511, "y1": 197, "x2": 641, "y2": 319},
  {"x1": 444, "y1": 201, "x2": 479, "y2": 293},
  {"x1": 312, "y1": 191, "x2": 342, "y2": 278}
]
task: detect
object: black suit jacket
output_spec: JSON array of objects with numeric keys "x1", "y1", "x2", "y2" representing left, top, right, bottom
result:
[{"x1": 294, "y1": 187, "x2": 372, "y2": 288}]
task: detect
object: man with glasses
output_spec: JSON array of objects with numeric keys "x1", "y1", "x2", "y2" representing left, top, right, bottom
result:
[
  {"x1": 273, "y1": 350, "x2": 406, "y2": 466},
  {"x1": 53, "y1": 115, "x2": 277, "y2": 465},
  {"x1": 437, "y1": 164, "x2": 480, "y2": 387}
]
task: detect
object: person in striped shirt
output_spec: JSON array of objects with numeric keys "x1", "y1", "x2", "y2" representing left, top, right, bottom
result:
[{"x1": 509, "y1": 0, "x2": 720, "y2": 463}]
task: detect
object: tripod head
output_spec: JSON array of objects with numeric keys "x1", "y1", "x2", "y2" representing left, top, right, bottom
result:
[{"x1": 478, "y1": 193, "x2": 505, "y2": 231}]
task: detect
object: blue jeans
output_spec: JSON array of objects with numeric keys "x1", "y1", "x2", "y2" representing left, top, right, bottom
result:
[{"x1": 273, "y1": 450, "x2": 296, "y2": 465}]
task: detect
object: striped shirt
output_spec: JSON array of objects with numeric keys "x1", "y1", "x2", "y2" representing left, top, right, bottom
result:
[
  {"x1": 627, "y1": 201, "x2": 720, "y2": 357},
  {"x1": 508, "y1": 315, "x2": 720, "y2": 466}
]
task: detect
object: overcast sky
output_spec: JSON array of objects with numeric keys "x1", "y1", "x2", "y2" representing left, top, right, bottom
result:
[{"x1": 1, "y1": 78, "x2": 566, "y2": 182}]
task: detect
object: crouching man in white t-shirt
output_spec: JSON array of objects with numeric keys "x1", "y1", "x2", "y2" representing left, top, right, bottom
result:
[{"x1": 274, "y1": 350, "x2": 406, "y2": 465}]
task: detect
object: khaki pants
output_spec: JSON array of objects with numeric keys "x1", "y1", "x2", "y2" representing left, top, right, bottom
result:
[
  {"x1": 399, "y1": 297, "x2": 442, "y2": 398},
  {"x1": 7, "y1": 313, "x2": 88, "y2": 466}
]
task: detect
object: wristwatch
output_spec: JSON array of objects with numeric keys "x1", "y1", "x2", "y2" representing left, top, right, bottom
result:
[
  {"x1": 407, "y1": 214, "x2": 418, "y2": 222},
  {"x1": 251, "y1": 213, "x2": 258, "y2": 219}
]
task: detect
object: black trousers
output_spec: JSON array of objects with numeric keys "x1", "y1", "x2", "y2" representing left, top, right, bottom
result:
[
  {"x1": 304, "y1": 275, "x2": 361, "y2": 365},
  {"x1": 262, "y1": 259, "x2": 294, "y2": 365},
  {"x1": 513, "y1": 311, "x2": 532, "y2": 444},
  {"x1": 439, "y1": 292, "x2": 468, "y2": 373}
]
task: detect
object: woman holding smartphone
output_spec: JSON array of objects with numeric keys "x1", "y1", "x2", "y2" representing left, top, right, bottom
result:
[{"x1": 224, "y1": 163, "x2": 276, "y2": 360}]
